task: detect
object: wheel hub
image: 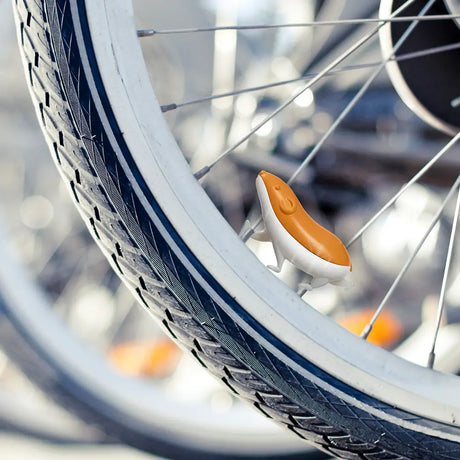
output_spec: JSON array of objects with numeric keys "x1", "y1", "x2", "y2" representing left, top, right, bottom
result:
[{"x1": 380, "y1": 0, "x2": 460, "y2": 134}]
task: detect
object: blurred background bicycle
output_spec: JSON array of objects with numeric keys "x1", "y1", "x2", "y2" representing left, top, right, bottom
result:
[{"x1": 1, "y1": 0, "x2": 459, "y2": 459}]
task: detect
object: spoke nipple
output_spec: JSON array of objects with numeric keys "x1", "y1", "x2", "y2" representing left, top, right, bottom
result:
[
  {"x1": 137, "y1": 29, "x2": 156, "y2": 38},
  {"x1": 360, "y1": 324, "x2": 372, "y2": 341},
  {"x1": 161, "y1": 103, "x2": 178, "y2": 113},
  {"x1": 427, "y1": 351, "x2": 435, "y2": 369},
  {"x1": 194, "y1": 166, "x2": 211, "y2": 181},
  {"x1": 240, "y1": 226, "x2": 255, "y2": 243}
]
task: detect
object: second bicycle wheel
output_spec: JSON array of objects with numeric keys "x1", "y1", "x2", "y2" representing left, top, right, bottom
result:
[{"x1": 13, "y1": 0, "x2": 460, "y2": 458}]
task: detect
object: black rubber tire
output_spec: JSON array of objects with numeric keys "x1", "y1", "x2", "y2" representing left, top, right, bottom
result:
[{"x1": 11, "y1": 0, "x2": 460, "y2": 459}]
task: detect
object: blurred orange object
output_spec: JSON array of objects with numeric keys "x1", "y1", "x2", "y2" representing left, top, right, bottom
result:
[
  {"x1": 338, "y1": 308, "x2": 404, "y2": 348},
  {"x1": 108, "y1": 338, "x2": 181, "y2": 378}
]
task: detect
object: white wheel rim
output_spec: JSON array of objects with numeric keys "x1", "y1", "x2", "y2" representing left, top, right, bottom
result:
[{"x1": 86, "y1": 0, "x2": 460, "y2": 434}]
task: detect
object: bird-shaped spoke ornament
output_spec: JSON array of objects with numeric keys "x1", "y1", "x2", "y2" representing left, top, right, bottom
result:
[{"x1": 253, "y1": 170, "x2": 352, "y2": 292}]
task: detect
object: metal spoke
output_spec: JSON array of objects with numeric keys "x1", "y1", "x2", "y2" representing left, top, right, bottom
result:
[
  {"x1": 137, "y1": 14, "x2": 460, "y2": 37},
  {"x1": 427, "y1": 183, "x2": 460, "y2": 369},
  {"x1": 194, "y1": 0, "x2": 417, "y2": 180},
  {"x1": 161, "y1": 41, "x2": 460, "y2": 113},
  {"x1": 361, "y1": 175, "x2": 460, "y2": 341},
  {"x1": 161, "y1": 63, "x2": 374, "y2": 113},
  {"x1": 347, "y1": 131, "x2": 460, "y2": 248},
  {"x1": 288, "y1": 0, "x2": 436, "y2": 186}
]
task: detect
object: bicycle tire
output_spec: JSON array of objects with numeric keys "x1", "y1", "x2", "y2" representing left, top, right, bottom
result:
[
  {"x1": 7, "y1": 1, "x2": 324, "y2": 459},
  {"x1": 12, "y1": 0, "x2": 460, "y2": 458},
  {"x1": 0, "y1": 220, "x2": 315, "y2": 459}
]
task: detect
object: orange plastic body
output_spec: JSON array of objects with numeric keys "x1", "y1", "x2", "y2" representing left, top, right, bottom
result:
[{"x1": 259, "y1": 171, "x2": 351, "y2": 269}]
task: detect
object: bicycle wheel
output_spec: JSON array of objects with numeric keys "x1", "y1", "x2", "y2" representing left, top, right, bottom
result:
[
  {"x1": 1, "y1": 2, "x2": 319, "y2": 459},
  {"x1": 13, "y1": 0, "x2": 460, "y2": 458}
]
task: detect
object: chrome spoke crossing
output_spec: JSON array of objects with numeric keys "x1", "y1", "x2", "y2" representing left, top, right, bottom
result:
[
  {"x1": 241, "y1": 0, "x2": 437, "y2": 241},
  {"x1": 360, "y1": 174, "x2": 460, "y2": 342},
  {"x1": 193, "y1": 0, "x2": 418, "y2": 180},
  {"x1": 288, "y1": 0, "x2": 436, "y2": 185},
  {"x1": 347, "y1": 131, "x2": 460, "y2": 248}
]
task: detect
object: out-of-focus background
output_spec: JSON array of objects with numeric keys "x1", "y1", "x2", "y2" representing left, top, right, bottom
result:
[{"x1": 1, "y1": 0, "x2": 459, "y2": 458}]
